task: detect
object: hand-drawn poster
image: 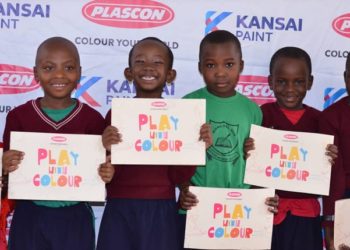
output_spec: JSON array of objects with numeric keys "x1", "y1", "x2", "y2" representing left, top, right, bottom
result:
[
  {"x1": 335, "y1": 199, "x2": 350, "y2": 249},
  {"x1": 111, "y1": 98, "x2": 206, "y2": 165},
  {"x1": 8, "y1": 132, "x2": 106, "y2": 201},
  {"x1": 244, "y1": 125, "x2": 333, "y2": 195},
  {"x1": 185, "y1": 186, "x2": 274, "y2": 249}
]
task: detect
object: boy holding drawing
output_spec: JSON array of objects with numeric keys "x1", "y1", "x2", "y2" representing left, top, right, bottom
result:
[
  {"x1": 1, "y1": 37, "x2": 113, "y2": 250},
  {"x1": 245, "y1": 46, "x2": 337, "y2": 250},
  {"x1": 96, "y1": 37, "x2": 212, "y2": 250},
  {"x1": 177, "y1": 30, "x2": 278, "y2": 249}
]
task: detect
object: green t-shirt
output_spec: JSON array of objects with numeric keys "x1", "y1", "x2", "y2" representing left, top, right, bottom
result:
[
  {"x1": 184, "y1": 88, "x2": 262, "y2": 188},
  {"x1": 33, "y1": 102, "x2": 79, "y2": 208}
]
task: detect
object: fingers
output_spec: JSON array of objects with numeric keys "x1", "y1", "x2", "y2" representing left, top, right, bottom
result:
[
  {"x1": 199, "y1": 123, "x2": 213, "y2": 149},
  {"x1": 326, "y1": 144, "x2": 338, "y2": 165},
  {"x1": 98, "y1": 162, "x2": 115, "y2": 183},
  {"x1": 102, "y1": 126, "x2": 122, "y2": 151},
  {"x1": 2, "y1": 150, "x2": 24, "y2": 175},
  {"x1": 179, "y1": 188, "x2": 198, "y2": 210},
  {"x1": 243, "y1": 138, "x2": 255, "y2": 160},
  {"x1": 265, "y1": 194, "x2": 279, "y2": 214}
]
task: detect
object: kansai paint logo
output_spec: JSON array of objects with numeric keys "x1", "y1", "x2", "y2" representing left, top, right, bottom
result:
[
  {"x1": 0, "y1": 64, "x2": 39, "y2": 94},
  {"x1": 284, "y1": 134, "x2": 298, "y2": 140},
  {"x1": 82, "y1": 0, "x2": 174, "y2": 29},
  {"x1": 332, "y1": 13, "x2": 350, "y2": 38},
  {"x1": 236, "y1": 75, "x2": 275, "y2": 105}
]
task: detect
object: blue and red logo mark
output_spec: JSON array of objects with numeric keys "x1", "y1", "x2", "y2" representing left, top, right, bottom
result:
[
  {"x1": 205, "y1": 11, "x2": 232, "y2": 34},
  {"x1": 74, "y1": 76, "x2": 102, "y2": 107},
  {"x1": 323, "y1": 87, "x2": 347, "y2": 109}
]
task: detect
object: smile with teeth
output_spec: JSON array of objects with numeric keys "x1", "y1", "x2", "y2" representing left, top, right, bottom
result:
[
  {"x1": 142, "y1": 76, "x2": 156, "y2": 81},
  {"x1": 51, "y1": 83, "x2": 67, "y2": 88}
]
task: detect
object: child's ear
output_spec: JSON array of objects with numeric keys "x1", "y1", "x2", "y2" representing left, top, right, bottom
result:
[
  {"x1": 239, "y1": 60, "x2": 244, "y2": 73},
  {"x1": 166, "y1": 69, "x2": 176, "y2": 83},
  {"x1": 124, "y1": 67, "x2": 133, "y2": 81},
  {"x1": 198, "y1": 61, "x2": 202, "y2": 75},
  {"x1": 268, "y1": 75, "x2": 273, "y2": 90},
  {"x1": 33, "y1": 66, "x2": 39, "y2": 83},
  {"x1": 307, "y1": 75, "x2": 314, "y2": 90}
]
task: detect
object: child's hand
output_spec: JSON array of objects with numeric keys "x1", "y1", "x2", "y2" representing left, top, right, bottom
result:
[
  {"x1": 326, "y1": 144, "x2": 338, "y2": 165},
  {"x1": 2, "y1": 150, "x2": 24, "y2": 175},
  {"x1": 244, "y1": 137, "x2": 255, "y2": 160},
  {"x1": 179, "y1": 185, "x2": 198, "y2": 210},
  {"x1": 265, "y1": 194, "x2": 279, "y2": 214},
  {"x1": 339, "y1": 244, "x2": 350, "y2": 250},
  {"x1": 98, "y1": 156, "x2": 114, "y2": 183},
  {"x1": 199, "y1": 123, "x2": 212, "y2": 149},
  {"x1": 102, "y1": 125, "x2": 122, "y2": 151}
]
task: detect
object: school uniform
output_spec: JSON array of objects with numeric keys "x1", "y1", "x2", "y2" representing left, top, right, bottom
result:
[
  {"x1": 3, "y1": 98, "x2": 105, "y2": 250},
  {"x1": 261, "y1": 102, "x2": 323, "y2": 250},
  {"x1": 96, "y1": 110, "x2": 196, "y2": 250}
]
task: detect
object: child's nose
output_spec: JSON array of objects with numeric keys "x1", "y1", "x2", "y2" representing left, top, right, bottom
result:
[
  {"x1": 53, "y1": 67, "x2": 65, "y2": 77},
  {"x1": 215, "y1": 65, "x2": 226, "y2": 76}
]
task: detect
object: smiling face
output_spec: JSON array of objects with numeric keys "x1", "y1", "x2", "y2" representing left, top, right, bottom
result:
[
  {"x1": 34, "y1": 38, "x2": 81, "y2": 108},
  {"x1": 269, "y1": 57, "x2": 313, "y2": 110},
  {"x1": 199, "y1": 41, "x2": 243, "y2": 98},
  {"x1": 125, "y1": 39, "x2": 176, "y2": 98}
]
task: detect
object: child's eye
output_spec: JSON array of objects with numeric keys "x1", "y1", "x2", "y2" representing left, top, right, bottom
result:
[
  {"x1": 135, "y1": 59, "x2": 144, "y2": 64},
  {"x1": 206, "y1": 63, "x2": 215, "y2": 69},
  {"x1": 276, "y1": 79, "x2": 286, "y2": 85},
  {"x1": 154, "y1": 60, "x2": 164, "y2": 65},
  {"x1": 65, "y1": 65, "x2": 75, "y2": 71},
  {"x1": 42, "y1": 66, "x2": 53, "y2": 71},
  {"x1": 226, "y1": 62, "x2": 234, "y2": 68},
  {"x1": 294, "y1": 80, "x2": 304, "y2": 85}
]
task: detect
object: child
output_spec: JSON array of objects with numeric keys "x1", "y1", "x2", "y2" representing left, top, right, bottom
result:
[
  {"x1": 1, "y1": 37, "x2": 114, "y2": 250},
  {"x1": 319, "y1": 52, "x2": 350, "y2": 250},
  {"x1": 96, "y1": 37, "x2": 212, "y2": 250},
  {"x1": 245, "y1": 46, "x2": 337, "y2": 250},
  {"x1": 177, "y1": 30, "x2": 278, "y2": 249}
]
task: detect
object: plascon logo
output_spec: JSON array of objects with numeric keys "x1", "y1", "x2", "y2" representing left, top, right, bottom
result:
[
  {"x1": 236, "y1": 75, "x2": 275, "y2": 105},
  {"x1": 151, "y1": 101, "x2": 167, "y2": 108},
  {"x1": 227, "y1": 192, "x2": 242, "y2": 198},
  {"x1": 284, "y1": 134, "x2": 298, "y2": 140},
  {"x1": 0, "y1": 64, "x2": 39, "y2": 94},
  {"x1": 51, "y1": 136, "x2": 67, "y2": 143},
  {"x1": 332, "y1": 13, "x2": 350, "y2": 38},
  {"x1": 82, "y1": 0, "x2": 174, "y2": 28}
]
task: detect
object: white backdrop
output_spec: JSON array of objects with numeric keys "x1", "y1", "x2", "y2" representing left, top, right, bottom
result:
[{"x1": 1, "y1": 0, "x2": 350, "y2": 242}]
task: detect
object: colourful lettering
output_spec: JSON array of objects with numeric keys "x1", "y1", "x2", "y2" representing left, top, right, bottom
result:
[
  {"x1": 270, "y1": 144, "x2": 308, "y2": 161},
  {"x1": 33, "y1": 174, "x2": 82, "y2": 187},
  {"x1": 265, "y1": 166, "x2": 309, "y2": 181},
  {"x1": 208, "y1": 226, "x2": 253, "y2": 238},
  {"x1": 37, "y1": 148, "x2": 79, "y2": 166}
]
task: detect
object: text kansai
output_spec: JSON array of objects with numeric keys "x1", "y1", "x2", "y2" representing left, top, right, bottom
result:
[{"x1": 135, "y1": 114, "x2": 183, "y2": 152}]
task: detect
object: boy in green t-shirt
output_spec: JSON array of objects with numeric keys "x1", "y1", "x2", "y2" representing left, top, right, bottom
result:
[{"x1": 177, "y1": 30, "x2": 278, "y2": 249}]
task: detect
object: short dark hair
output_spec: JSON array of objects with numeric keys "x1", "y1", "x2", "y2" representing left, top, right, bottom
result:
[
  {"x1": 35, "y1": 36, "x2": 80, "y2": 66},
  {"x1": 199, "y1": 30, "x2": 242, "y2": 61},
  {"x1": 128, "y1": 37, "x2": 174, "y2": 69},
  {"x1": 269, "y1": 46, "x2": 312, "y2": 75}
]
